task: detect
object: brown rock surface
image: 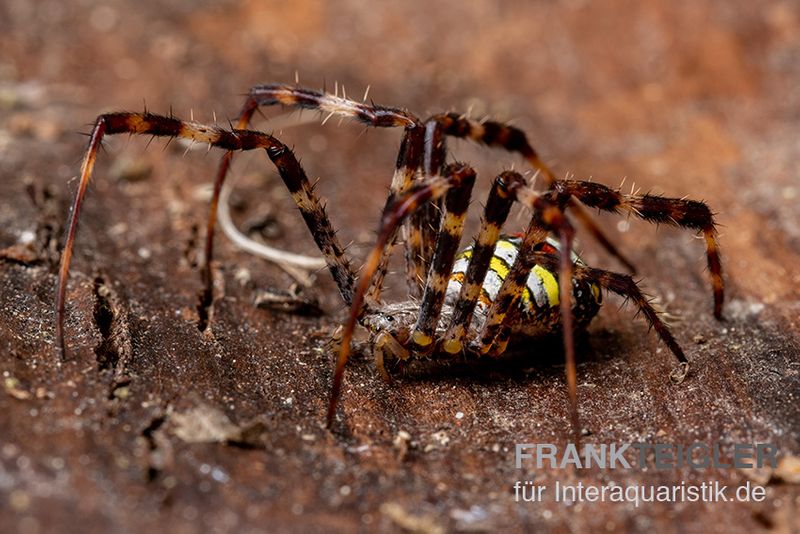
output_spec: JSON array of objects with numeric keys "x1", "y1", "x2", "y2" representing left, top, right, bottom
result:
[{"x1": 0, "y1": 1, "x2": 798, "y2": 531}]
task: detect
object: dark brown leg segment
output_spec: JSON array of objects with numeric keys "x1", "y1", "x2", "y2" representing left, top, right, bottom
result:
[
  {"x1": 464, "y1": 185, "x2": 581, "y2": 441},
  {"x1": 553, "y1": 179, "x2": 724, "y2": 319},
  {"x1": 368, "y1": 125, "x2": 425, "y2": 302},
  {"x1": 409, "y1": 164, "x2": 476, "y2": 352},
  {"x1": 200, "y1": 98, "x2": 260, "y2": 318},
  {"x1": 472, "y1": 222, "x2": 551, "y2": 354},
  {"x1": 411, "y1": 118, "x2": 449, "y2": 285}
]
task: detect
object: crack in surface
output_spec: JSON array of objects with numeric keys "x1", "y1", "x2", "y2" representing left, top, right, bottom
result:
[
  {"x1": 141, "y1": 414, "x2": 168, "y2": 482},
  {"x1": 92, "y1": 276, "x2": 132, "y2": 380}
]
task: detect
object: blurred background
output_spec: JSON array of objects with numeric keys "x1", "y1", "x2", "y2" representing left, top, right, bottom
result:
[{"x1": 0, "y1": 1, "x2": 798, "y2": 532}]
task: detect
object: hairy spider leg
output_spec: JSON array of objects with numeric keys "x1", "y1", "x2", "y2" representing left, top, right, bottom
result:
[
  {"x1": 552, "y1": 180, "x2": 724, "y2": 319},
  {"x1": 210, "y1": 85, "x2": 635, "y2": 306},
  {"x1": 55, "y1": 112, "x2": 358, "y2": 356},
  {"x1": 472, "y1": 234, "x2": 543, "y2": 353},
  {"x1": 202, "y1": 101, "x2": 259, "y2": 318},
  {"x1": 441, "y1": 172, "x2": 525, "y2": 354},
  {"x1": 327, "y1": 167, "x2": 474, "y2": 428},
  {"x1": 408, "y1": 164, "x2": 476, "y2": 352},
  {"x1": 426, "y1": 113, "x2": 638, "y2": 274},
  {"x1": 206, "y1": 84, "x2": 425, "y2": 308},
  {"x1": 407, "y1": 118, "x2": 449, "y2": 294},
  {"x1": 437, "y1": 183, "x2": 580, "y2": 439},
  {"x1": 527, "y1": 251, "x2": 689, "y2": 372},
  {"x1": 367, "y1": 126, "x2": 425, "y2": 302},
  {"x1": 528, "y1": 247, "x2": 690, "y2": 438}
]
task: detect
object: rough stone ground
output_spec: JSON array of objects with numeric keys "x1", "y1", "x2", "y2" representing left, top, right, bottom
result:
[{"x1": 0, "y1": 0, "x2": 798, "y2": 532}]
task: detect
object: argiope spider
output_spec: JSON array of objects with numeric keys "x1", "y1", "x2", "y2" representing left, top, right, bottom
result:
[{"x1": 55, "y1": 83, "x2": 724, "y2": 440}]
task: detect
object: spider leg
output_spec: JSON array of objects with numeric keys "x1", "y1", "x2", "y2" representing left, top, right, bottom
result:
[
  {"x1": 408, "y1": 164, "x2": 477, "y2": 352},
  {"x1": 327, "y1": 167, "x2": 474, "y2": 428},
  {"x1": 408, "y1": 118, "x2": 449, "y2": 290},
  {"x1": 471, "y1": 217, "x2": 551, "y2": 354},
  {"x1": 553, "y1": 179, "x2": 724, "y2": 319},
  {"x1": 374, "y1": 331, "x2": 408, "y2": 383},
  {"x1": 367, "y1": 126, "x2": 425, "y2": 302},
  {"x1": 441, "y1": 171, "x2": 525, "y2": 354},
  {"x1": 427, "y1": 113, "x2": 637, "y2": 273},
  {"x1": 241, "y1": 83, "x2": 418, "y2": 128},
  {"x1": 483, "y1": 304, "x2": 522, "y2": 359},
  {"x1": 463, "y1": 185, "x2": 581, "y2": 441},
  {"x1": 527, "y1": 251, "x2": 690, "y2": 379},
  {"x1": 202, "y1": 84, "x2": 419, "y2": 306},
  {"x1": 201, "y1": 98, "x2": 260, "y2": 315},
  {"x1": 55, "y1": 112, "x2": 358, "y2": 356}
]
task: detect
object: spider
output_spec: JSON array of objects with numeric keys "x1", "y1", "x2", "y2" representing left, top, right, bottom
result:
[{"x1": 55, "y1": 83, "x2": 724, "y2": 440}]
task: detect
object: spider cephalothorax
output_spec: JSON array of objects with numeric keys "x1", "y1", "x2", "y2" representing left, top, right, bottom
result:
[{"x1": 55, "y1": 83, "x2": 724, "y2": 440}]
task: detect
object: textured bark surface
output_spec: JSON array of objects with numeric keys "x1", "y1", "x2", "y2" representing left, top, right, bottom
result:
[{"x1": 1, "y1": 1, "x2": 798, "y2": 532}]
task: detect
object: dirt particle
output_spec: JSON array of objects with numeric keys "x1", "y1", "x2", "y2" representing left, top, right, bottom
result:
[
  {"x1": 112, "y1": 385, "x2": 131, "y2": 400},
  {"x1": 3, "y1": 376, "x2": 31, "y2": 400},
  {"x1": 9, "y1": 490, "x2": 31, "y2": 511},
  {"x1": 393, "y1": 430, "x2": 412, "y2": 460},
  {"x1": 380, "y1": 503, "x2": 445, "y2": 534},
  {"x1": 424, "y1": 430, "x2": 450, "y2": 452},
  {"x1": 169, "y1": 403, "x2": 267, "y2": 448},
  {"x1": 34, "y1": 387, "x2": 53, "y2": 399}
]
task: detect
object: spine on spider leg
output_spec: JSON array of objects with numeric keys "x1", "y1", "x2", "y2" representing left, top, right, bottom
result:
[
  {"x1": 442, "y1": 171, "x2": 525, "y2": 354},
  {"x1": 327, "y1": 174, "x2": 461, "y2": 428},
  {"x1": 556, "y1": 179, "x2": 725, "y2": 318},
  {"x1": 409, "y1": 164, "x2": 476, "y2": 352}
]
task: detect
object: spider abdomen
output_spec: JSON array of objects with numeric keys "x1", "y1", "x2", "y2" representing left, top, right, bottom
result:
[{"x1": 446, "y1": 236, "x2": 602, "y2": 337}]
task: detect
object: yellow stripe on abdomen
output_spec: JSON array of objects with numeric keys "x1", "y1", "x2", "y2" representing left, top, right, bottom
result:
[{"x1": 532, "y1": 265, "x2": 559, "y2": 307}]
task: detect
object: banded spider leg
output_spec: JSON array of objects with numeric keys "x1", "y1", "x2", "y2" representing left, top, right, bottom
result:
[
  {"x1": 55, "y1": 112, "x2": 359, "y2": 356},
  {"x1": 326, "y1": 167, "x2": 711, "y2": 442},
  {"x1": 204, "y1": 84, "x2": 639, "y2": 311}
]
